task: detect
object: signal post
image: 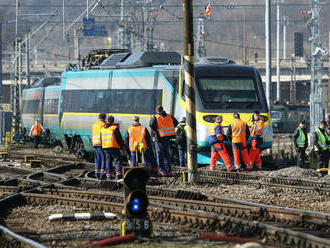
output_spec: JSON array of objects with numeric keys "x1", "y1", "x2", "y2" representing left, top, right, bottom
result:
[{"x1": 121, "y1": 168, "x2": 152, "y2": 237}]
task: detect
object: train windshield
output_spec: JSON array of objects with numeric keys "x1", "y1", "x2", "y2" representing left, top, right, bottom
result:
[
  {"x1": 271, "y1": 111, "x2": 281, "y2": 119},
  {"x1": 196, "y1": 77, "x2": 261, "y2": 110}
]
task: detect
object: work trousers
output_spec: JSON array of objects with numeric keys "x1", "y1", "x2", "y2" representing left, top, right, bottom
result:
[
  {"x1": 232, "y1": 142, "x2": 252, "y2": 170},
  {"x1": 93, "y1": 146, "x2": 105, "y2": 178},
  {"x1": 33, "y1": 136, "x2": 41, "y2": 149},
  {"x1": 103, "y1": 148, "x2": 123, "y2": 178},
  {"x1": 155, "y1": 139, "x2": 172, "y2": 175},
  {"x1": 210, "y1": 142, "x2": 234, "y2": 172},
  {"x1": 296, "y1": 148, "x2": 306, "y2": 168},
  {"x1": 249, "y1": 139, "x2": 262, "y2": 170},
  {"x1": 145, "y1": 148, "x2": 158, "y2": 172},
  {"x1": 315, "y1": 150, "x2": 329, "y2": 169},
  {"x1": 130, "y1": 151, "x2": 148, "y2": 169},
  {"x1": 177, "y1": 144, "x2": 187, "y2": 167}
]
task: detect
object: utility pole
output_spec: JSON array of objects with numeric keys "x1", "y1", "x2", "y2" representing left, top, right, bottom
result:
[
  {"x1": 125, "y1": 15, "x2": 132, "y2": 50},
  {"x1": 183, "y1": 0, "x2": 198, "y2": 183},
  {"x1": 290, "y1": 54, "x2": 296, "y2": 104},
  {"x1": 243, "y1": 9, "x2": 247, "y2": 64},
  {"x1": 197, "y1": 17, "x2": 206, "y2": 58},
  {"x1": 143, "y1": 0, "x2": 161, "y2": 51},
  {"x1": 276, "y1": 0, "x2": 281, "y2": 102},
  {"x1": 119, "y1": 0, "x2": 125, "y2": 48},
  {"x1": 74, "y1": 28, "x2": 80, "y2": 65},
  {"x1": 25, "y1": 33, "x2": 30, "y2": 87},
  {"x1": 283, "y1": 15, "x2": 287, "y2": 59},
  {"x1": 13, "y1": 0, "x2": 20, "y2": 137},
  {"x1": 308, "y1": 0, "x2": 326, "y2": 133},
  {"x1": 18, "y1": 39, "x2": 22, "y2": 113},
  {"x1": 62, "y1": 0, "x2": 65, "y2": 40},
  {"x1": 265, "y1": 0, "x2": 272, "y2": 106}
]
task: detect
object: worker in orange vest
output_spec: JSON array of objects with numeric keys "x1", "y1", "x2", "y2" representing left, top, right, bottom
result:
[
  {"x1": 209, "y1": 115, "x2": 235, "y2": 172},
  {"x1": 91, "y1": 113, "x2": 106, "y2": 179},
  {"x1": 100, "y1": 115, "x2": 125, "y2": 180},
  {"x1": 149, "y1": 105, "x2": 178, "y2": 176},
  {"x1": 249, "y1": 111, "x2": 264, "y2": 170},
  {"x1": 29, "y1": 120, "x2": 44, "y2": 149},
  {"x1": 125, "y1": 116, "x2": 152, "y2": 168},
  {"x1": 227, "y1": 113, "x2": 253, "y2": 171}
]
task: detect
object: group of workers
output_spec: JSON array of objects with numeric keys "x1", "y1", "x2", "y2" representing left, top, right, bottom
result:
[
  {"x1": 293, "y1": 120, "x2": 330, "y2": 169},
  {"x1": 91, "y1": 106, "x2": 265, "y2": 179},
  {"x1": 92, "y1": 105, "x2": 178, "y2": 179},
  {"x1": 209, "y1": 111, "x2": 264, "y2": 172}
]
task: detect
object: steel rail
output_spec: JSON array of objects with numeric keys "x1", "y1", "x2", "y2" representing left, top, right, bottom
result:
[{"x1": 39, "y1": 188, "x2": 330, "y2": 232}]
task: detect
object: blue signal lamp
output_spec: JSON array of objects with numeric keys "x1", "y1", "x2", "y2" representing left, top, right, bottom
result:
[
  {"x1": 132, "y1": 198, "x2": 140, "y2": 212},
  {"x1": 126, "y1": 190, "x2": 149, "y2": 218}
]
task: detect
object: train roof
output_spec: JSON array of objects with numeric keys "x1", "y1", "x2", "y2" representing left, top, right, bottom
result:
[{"x1": 194, "y1": 63, "x2": 259, "y2": 77}]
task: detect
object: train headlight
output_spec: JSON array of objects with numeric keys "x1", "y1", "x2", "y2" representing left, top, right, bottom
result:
[
  {"x1": 260, "y1": 115, "x2": 268, "y2": 122},
  {"x1": 203, "y1": 115, "x2": 217, "y2": 123}
]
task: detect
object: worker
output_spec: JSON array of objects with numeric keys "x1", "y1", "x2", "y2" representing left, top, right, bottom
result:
[
  {"x1": 313, "y1": 120, "x2": 329, "y2": 169},
  {"x1": 227, "y1": 113, "x2": 252, "y2": 171},
  {"x1": 91, "y1": 113, "x2": 106, "y2": 179},
  {"x1": 29, "y1": 120, "x2": 45, "y2": 149},
  {"x1": 292, "y1": 120, "x2": 308, "y2": 168},
  {"x1": 175, "y1": 117, "x2": 187, "y2": 167},
  {"x1": 125, "y1": 116, "x2": 152, "y2": 168},
  {"x1": 249, "y1": 111, "x2": 265, "y2": 170},
  {"x1": 100, "y1": 115, "x2": 125, "y2": 180},
  {"x1": 209, "y1": 115, "x2": 235, "y2": 172},
  {"x1": 150, "y1": 105, "x2": 178, "y2": 176}
]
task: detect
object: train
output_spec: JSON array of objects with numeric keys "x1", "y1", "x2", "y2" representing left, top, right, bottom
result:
[
  {"x1": 21, "y1": 51, "x2": 272, "y2": 163},
  {"x1": 271, "y1": 104, "x2": 310, "y2": 133}
]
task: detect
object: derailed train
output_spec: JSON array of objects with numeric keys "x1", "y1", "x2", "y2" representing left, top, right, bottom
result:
[{"x1": 22, "y1": 51, "x2": 272, "y2": 163}]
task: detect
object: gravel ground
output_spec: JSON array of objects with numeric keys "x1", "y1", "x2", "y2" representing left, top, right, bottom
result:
[
  {"x1": 166, "y1": 183, "x2": 330, "y2": 213},
  {"x1": 6, "y1": 204, "x2": 252, "y2": 248},
  {"x1": 157, "y1": 166, "x2": 330, "y2": 213}
]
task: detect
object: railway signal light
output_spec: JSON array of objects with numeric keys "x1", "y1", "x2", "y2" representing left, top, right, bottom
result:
[
  {"x1": 121, "y1": 168, "x2": 152, "y2": 237},
  {"x1": 205, "y1": 3, "x2": 211, "y2": 17}
]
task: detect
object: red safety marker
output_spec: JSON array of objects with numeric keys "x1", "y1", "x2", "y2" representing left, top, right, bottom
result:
[{"x1": 85, "y1": 233, "x2": 136, "y2": 247}]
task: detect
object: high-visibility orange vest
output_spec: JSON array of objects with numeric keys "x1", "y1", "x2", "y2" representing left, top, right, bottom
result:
[
  {"x1": 128, "y1": 125, "x2": 147, "y2": 152},
  {"x1": 100, "y1": 125, "x2": 120, "y2": 149},
  {"x1": 251, "y1": 119, "x2": 264, "y2": 137},
  {"x1": 156, "y1": 114, "x2": 176, "y2": 137},
  {"x1": 231, "y1": 119, "x2": 247, "y2": 143},
  {"x1": 209, "y1": 122, "x2": 224, "y2": 140},
  {"x1": 32, "y1": 124, "x2": 42, "y2": 136},
  {"x1": 92, "y1": 120, "x2": 105, "y2": 146}
]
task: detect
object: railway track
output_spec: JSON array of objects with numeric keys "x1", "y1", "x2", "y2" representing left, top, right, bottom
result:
[
  {"x1": 5, "y1": 149, "x2": 330, "y2": 194},
  {"x1": 0, "y1": 158, "x2": 330, "y2": 247},
  {"x1": 1, "y1": 186, "x2": 330, "y2": 248}
]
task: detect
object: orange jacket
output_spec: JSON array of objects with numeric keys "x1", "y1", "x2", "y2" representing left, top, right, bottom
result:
[
  {"x1": 251, "y1": 119, "x2": 264, "y2": 138},
  {"x1": 92, "y1": 120, "x2": 105, "y2": 146},
  {"x1": 231, "y1": 119, "x2": 248, "y2": 143},
  {"x1": 128, "y1": 125, "x2": 147, "y2": 152},
  {"x1": 32, "y1": 124, "x2": 42, "y2": 136},
  {"x1": 156, "y1": 114, "x2": 176, "y2": 138},
  {"x1": 100, "y1": 125, "x2": 120, "y2": 149}
]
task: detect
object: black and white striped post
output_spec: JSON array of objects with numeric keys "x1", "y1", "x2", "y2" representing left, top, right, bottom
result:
[{"x1": 183, "y1": 0, "x2": 198, "y2": 183}]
